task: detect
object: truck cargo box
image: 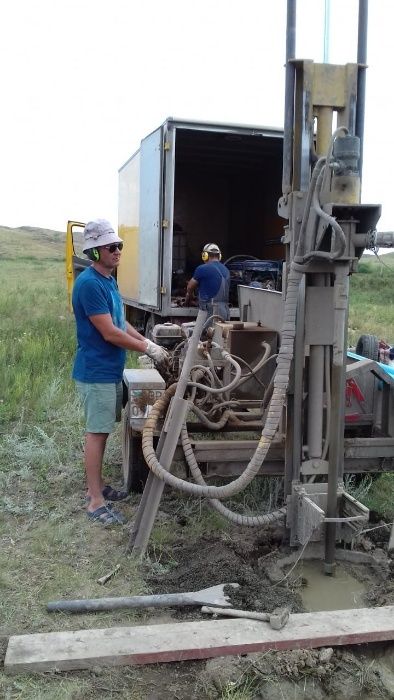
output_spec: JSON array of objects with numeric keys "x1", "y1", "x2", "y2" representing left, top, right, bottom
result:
[{"x1": 117, "y1": 118, "x2": 284, "y2": 331}]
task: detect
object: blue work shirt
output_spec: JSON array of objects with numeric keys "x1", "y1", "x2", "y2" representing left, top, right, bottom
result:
[
  {"x1": 72, "y1": 266, "x2": 126, "y2": 383},
  {"x1": 192, "y1": 261, "x2": 230, "y2": 301}
]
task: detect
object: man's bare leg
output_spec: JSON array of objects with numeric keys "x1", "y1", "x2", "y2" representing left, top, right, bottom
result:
[{"x1": 85, "y1": 432, "x2": 108, "y2": 512}]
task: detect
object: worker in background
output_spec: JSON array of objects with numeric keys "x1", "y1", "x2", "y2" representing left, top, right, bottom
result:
[
  {"x1": 72, "y1": 218, "x2": 168, "y2": 526},
  {"x1": 184, "y1": 243, "x2": 230, "y2": 324}
]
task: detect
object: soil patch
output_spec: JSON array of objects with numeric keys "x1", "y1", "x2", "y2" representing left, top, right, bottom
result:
[{"x1": 146, "y1": 528, "x2": 304, "y2": 616}]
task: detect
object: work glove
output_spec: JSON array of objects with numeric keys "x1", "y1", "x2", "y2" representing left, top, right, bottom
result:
[{"x1": 144, "y1": 339, "x2": 169, "y2": 364}]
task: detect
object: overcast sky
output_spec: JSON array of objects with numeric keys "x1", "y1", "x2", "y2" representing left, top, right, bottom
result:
[{"x1": 0, "y1": 0, "x2": 393, "y2": 237}]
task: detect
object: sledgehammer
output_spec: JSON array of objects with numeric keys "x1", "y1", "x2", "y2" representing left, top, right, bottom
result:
[{"x1": 201, "y1": 605, "x2": 290, "y2": 630}]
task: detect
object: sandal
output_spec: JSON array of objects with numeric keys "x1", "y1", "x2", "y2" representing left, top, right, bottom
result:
[
  {"x1": 85, "y1": 486, "x2": 128, "y2": 504},
  {"x1": 87, "y1": 505, "x2": 125, "y2": 526},
  {"x1": 102, "y1": 485, "x2": 129, "y2": 502}
]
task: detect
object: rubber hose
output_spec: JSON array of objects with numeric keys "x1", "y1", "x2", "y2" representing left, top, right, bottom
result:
[
  {"x1": 296, "y1": 158, "x2": 326, "y2": 258},
  {"x1": 188, "y1": 367, "x2": 208, "y2": 404},
  {"x1": 188, "y1": 404, "x2": 233, "y2": 430},
  {"x1": 186, "y1": 349, "x2": 242, "y2": 394},
  {"x1": 206, "y1": 400, "x2": 242, "y2": 416},
  {"x1": 181, "y1": 423, "x2": 286, "y2": 527},
  {"x1": 307, "y1": 167, "x2": 346, "y2": 259},
  {"x1": 231, "y1": 342, "x2": 271, "y2": 390}
]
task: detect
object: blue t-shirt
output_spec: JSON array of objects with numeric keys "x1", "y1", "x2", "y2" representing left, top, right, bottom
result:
[
  {"x1": 72, "y1": 266, "x2": 126, "y2": 383},
  {"x1": 192, "y1": 261, "x2": 230, "y2": 301}
]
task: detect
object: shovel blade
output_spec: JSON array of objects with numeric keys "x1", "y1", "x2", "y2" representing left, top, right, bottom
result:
[{"x1": 191, "y1": 583, "x2": 239, "y2": 608}]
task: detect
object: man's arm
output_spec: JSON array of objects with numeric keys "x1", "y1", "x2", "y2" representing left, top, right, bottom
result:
[
  {"x1": 125, "y1": 321, "x2": 146, "y2": 342},
  {"x1": 89, "y1": 314, "x2": 147, "y2": 352},
  {"x1": 185, "y1": 278, "x2": 198, "y2": 305},
  {"x1": 89, "y1": 314, "x2": 169, "y2": 363}
]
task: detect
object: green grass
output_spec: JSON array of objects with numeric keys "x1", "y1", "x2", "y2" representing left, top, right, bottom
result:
[
  {"x1": 0, "y1": 228, "x2": 154, "y2": 697},
  {"x1": 348, "y1": 255, "x2": 394, "y2": 346},
  {"x1": 0, "y1": 227, "x2": 394, "y2": 696},
  {"x1": 347, "y1": 473, "x2": 394, "y2": 520}
]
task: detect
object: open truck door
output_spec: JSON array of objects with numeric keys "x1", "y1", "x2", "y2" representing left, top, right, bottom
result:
[
  {"x1": 118, "y1": 125, "x2": 164, "y2": 311},
  {"x1": 65, "y1": 220, "x2": 87, "y2": 310}
]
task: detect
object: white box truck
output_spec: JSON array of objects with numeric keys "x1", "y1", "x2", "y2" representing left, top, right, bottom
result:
[{"x1": 117, "y1": 118, "x2": 284, "y2": 334}]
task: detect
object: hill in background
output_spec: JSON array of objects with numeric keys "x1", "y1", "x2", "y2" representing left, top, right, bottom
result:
[
  {"x1": 1, "y1": 224, "x2": 393, "y2": 267},
  {"x1": 363, "y1": 250, "x2": 394, "y2": 265},
  {"x1": 0, "y1": 225, "x2": 65, "y2": 260}
]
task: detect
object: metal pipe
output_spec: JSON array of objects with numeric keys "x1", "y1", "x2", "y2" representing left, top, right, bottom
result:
[
  {"x1": 307, "y1": 275, "x2": 325, "y2": 460},
  {"x1": 323, "y1": 0, "x2": 330, "y2": 63},
  {"x1": 282, "y1": 0, "x2": 296, "y2": 195},
  {"x1": 324, "y1": 269, "x2": 349, "y2": 574},
  {"x1": 307, "y1": 348, "x2": 325, "y2": 459},
  {"x1": 356, "y1": 0, "x2": 368, "y2": 180},
  {"x1": 353, "y1": 231, "x2": 394, "y2": 249},
  {"x1": 289, "y1": 275, "x2": 305, "y2": 486},
  {"x1": 47, "y1": 594, "x2": 203, "y2": 613}
]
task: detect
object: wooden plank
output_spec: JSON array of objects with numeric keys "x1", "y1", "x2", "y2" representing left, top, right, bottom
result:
[{"x1": 5, "y1": 606, "x2": 394, "y2": 674}]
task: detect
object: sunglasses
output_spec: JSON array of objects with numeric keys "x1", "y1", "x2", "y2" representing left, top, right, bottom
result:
[{"x1": 103, "y1": 243, "x2": 123, "y2": 252}]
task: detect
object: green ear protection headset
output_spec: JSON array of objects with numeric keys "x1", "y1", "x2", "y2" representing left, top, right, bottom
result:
[
  {"x1": 86, "y1": 247, "x2": 100, "y2": 261},
  {"x1": 202, "y1": 243, "x2": 222, "y2": 262}
]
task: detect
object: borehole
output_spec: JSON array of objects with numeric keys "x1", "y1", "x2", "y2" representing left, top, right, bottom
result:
[{"x1": 294, "y1": 560, "x2": 367, "y2": 612}]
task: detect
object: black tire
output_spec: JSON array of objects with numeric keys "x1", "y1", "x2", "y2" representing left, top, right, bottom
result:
[
  {"x1": 355, "y1": 334, "x2": 379, "y2": 361},
  {"x1": 122, "y1": 404, "x2": 149, "y2": 493}
]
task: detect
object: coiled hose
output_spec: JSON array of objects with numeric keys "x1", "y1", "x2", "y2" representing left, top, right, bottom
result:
[{"x1": 180, "y1": 422, "x2": 287, "y2": 526}]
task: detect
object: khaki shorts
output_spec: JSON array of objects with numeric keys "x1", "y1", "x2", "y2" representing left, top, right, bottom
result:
[{"x1": 76, "y1": 381, "x2": 123, "y2": 434}]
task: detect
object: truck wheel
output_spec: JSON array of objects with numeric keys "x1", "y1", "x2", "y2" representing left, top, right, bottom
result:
[
  {"x1": 122, "y1": 404, "x2": 149, "y2": 493},
  {"x1": 355, "y1": 334, "x2": 379, "y2": 361}
]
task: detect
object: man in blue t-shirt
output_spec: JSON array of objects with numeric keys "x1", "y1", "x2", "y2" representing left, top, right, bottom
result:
[
  {"x1": 184, "y1": 242, "x2": 230, "y2": 324},
  {"x1": 72, "y1": 219, "x2": 168, "y2": 525}
]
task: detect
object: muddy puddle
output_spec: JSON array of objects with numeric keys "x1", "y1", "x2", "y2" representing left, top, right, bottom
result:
[{"x1": 295, "y1": 560, "x2": 367, "y2": 611}]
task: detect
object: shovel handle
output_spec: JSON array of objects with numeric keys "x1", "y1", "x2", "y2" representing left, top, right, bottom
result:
[{"x1": 201, "y1": 606, "x2": 270, "y2": 621}]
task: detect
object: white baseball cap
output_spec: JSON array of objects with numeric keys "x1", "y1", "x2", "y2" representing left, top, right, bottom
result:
[{"x1": 82, "y1": 218, "x2": 123, "y2": 252}]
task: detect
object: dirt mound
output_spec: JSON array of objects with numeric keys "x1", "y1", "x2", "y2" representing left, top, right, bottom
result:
[{"x1": 146, "y1": 532, "x2": 304, "y2": 614}]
